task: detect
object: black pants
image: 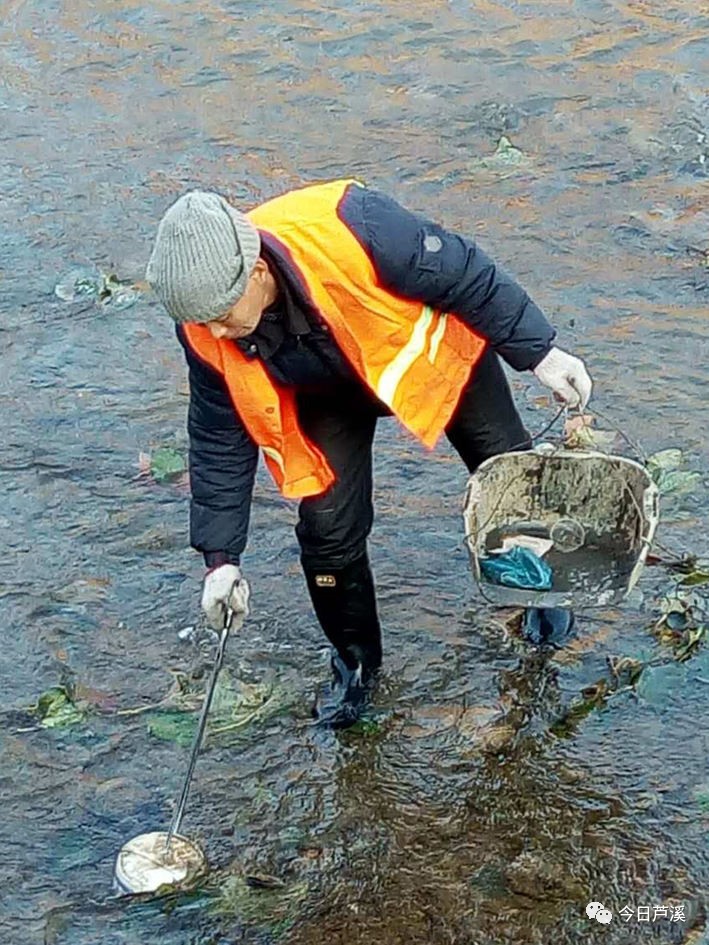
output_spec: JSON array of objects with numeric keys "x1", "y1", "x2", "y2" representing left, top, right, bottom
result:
[{"x1": 295, "y1": 349, "x2": 529, "y2": 570}]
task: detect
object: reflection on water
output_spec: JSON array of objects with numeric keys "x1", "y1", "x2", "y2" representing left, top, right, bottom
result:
[{"x1": 1, "y1": 1, "x2": 708, "y2": 943}]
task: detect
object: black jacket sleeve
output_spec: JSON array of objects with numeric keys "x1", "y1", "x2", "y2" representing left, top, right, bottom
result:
[
  {"x1": 176, "y1": 326, "x2": 258, "y2": 567},
  {"x1": 343, "y1": 186, "x2": 556, "y2": 371}
]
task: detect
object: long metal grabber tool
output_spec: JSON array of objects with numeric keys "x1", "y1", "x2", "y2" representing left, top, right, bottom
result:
[
  {"x1": 114, "y1": 601, "x2": 246, "y2": 895},
  {"x1": 164, "y1": 606, "x2": 235, "y2": 852}
]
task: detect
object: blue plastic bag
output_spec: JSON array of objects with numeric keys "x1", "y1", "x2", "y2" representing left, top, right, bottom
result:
[{"x1": 480, "y1": 546, "x2": 553, "y2": 590}]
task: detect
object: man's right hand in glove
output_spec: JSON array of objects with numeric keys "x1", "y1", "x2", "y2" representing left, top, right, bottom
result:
[{"x1": 201, "y1": 563, "x2": 250, "y2": 630}]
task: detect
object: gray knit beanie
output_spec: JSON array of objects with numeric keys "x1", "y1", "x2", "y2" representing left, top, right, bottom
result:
[{"x1": 146, "y1": 190, "x2": 261, "y2": 323}]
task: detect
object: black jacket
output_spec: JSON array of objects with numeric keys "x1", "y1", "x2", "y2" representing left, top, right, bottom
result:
[{"x1": 176, "y1": 184, "x2": 556, "y2": 567}]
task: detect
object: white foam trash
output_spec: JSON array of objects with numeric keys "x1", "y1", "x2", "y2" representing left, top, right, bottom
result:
[{"x1": 114, "y1": 831, "x2": 208, "y2": 896}]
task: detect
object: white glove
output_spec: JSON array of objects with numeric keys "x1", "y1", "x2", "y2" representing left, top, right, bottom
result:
[
  {"x1": 533, "y1": 347, "x2": 592, "y2": 410},
  {"x1": 201, "y1": 564, "x2": 250, "y2": 631}
]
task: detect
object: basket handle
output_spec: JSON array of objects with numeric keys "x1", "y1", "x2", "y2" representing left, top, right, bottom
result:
[{"x1": 641, "y1": 484, "x2": 660, "y2": 545}]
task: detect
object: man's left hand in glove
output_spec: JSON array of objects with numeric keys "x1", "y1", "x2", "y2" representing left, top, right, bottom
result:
[{"x1": 533, "y1": 347, "x2": 593, "y2": 410}]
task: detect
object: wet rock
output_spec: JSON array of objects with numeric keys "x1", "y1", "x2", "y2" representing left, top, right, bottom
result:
[
  {"x1": 556, "y1": 762, "x2": 586, "y2": 785},
  {"x1": 504, "y1": 851, "x2": 583, "y2": 901},
  {"x1": 458, "y1": 706, "x2": 517, "y2": 754},
  {"x1": 244, "y1": 872, "x2": 287, "y2": 890},
  {"x1": 212, "y1": 873, "x2": 308, "y2": 922},
  {"x1": 403, "y1": 703, "x2": 516, "y2": 755},
  {"x1": 469, "y1": 862, "x2": 508, "y2": 896},
  {"x1": 477, "y1": 100, "x2": 523, "y2": 135},
  {"x1": 679, "y1": 155, "x2": 709, "y2": 177},
  {"x1": 127, "y1": 524, "x2": 183, "y2": 551},
  {"x1": 51, "y1": 576, "x2": 111, "y2": 604}
]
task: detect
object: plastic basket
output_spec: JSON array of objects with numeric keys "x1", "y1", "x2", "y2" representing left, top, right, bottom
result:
[{"x1": 463, "y1": 446, "x2": 660, "y2": 608}]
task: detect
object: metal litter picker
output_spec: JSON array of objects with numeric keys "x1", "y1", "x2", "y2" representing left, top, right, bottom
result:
[{"x1": 114, "y1": 605, "x2": 241, "y2": 895}]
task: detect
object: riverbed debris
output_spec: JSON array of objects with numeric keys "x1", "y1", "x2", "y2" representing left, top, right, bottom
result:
[
  {"x1": 211, "y1": 871, "x2": 308, "y2": 927},
  {"x1": 142, "y1": 668, "x2": 296, "y2": 745},
  {"x1": 54, "y1": 265, "x2": 140, "y2": 310},
  {"x1": 653, "y1": 587, "x2": 708, "y2": 661},
  {"x1": 646, "y1": 448, "x2": 702, "y2": 496},
  {"x1": 470, "y1": 135, "x2": 532, "y2": 175},
  {"x1": 138, "y1": 446, "x2": 187, "y2": 484},
  {"x1": 23, "y1": 683, "x2": 87, "y2": 730},
  {"x1": 563, "y1": 412, "x2": 619, "y2": 452}
]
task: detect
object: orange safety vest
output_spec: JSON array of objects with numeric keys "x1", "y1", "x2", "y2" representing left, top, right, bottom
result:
[{"x1": 183, "y1": 179, "x2": 487, "y2": 499}]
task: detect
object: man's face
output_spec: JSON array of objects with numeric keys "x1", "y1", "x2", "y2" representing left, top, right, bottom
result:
[{"x1": 205, "y1": 259, "x2": 271, "y2": 340}]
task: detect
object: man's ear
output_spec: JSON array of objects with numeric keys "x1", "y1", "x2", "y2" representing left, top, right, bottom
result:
[{"x1": 251, "y1": 257, "x2": 268, "y2": 281}]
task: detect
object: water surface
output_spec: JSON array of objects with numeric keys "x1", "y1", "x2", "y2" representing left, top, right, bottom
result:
[{"x1": 1, "y1": 1, "x2": 708, "y2": 943}]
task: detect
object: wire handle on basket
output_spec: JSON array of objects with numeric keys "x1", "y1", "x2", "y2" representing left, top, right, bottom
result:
[
  {"x1": 462, "y1": 400, "x2": 651, "y2": 553},
  {"x1": 584, "y1": 405, "x2": 647, "y2": 465},
  {"x1": 508, "y1": 400, "x2": 647, "y2": 465},
  {"x1": 506, "y1": 404, "x2": 568, "y2": 453}
]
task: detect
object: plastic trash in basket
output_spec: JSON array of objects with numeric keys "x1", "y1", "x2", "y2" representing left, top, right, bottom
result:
[
  {"x1": 480, "y1": 545, "x2": 553, "y2": 590},
  {"x1": 463, "y1": 445, "x2": 660, "y2": 609}
]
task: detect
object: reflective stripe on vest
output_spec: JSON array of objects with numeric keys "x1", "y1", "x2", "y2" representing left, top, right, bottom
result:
[
  {"x1": 377, "y1": 304, "x2": 450, "y2": 403},
  {"x1": 249, "y1": 179, "x2": 487, "y2": 448}
]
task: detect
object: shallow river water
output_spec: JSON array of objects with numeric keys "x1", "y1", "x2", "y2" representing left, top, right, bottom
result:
[{"x1": 1, "y1": 1, "x2": 709, "y2": 943}]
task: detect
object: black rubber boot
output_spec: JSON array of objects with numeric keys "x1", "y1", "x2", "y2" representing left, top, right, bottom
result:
[
  {"x1": 303, "y1": 555, "x2": 382, "y2": 729},
  {"x1": 521, "y1": 607, "x2": 576, "y2": 647},
  {"x1": 314, "y1": 653, "x2": 375, "y2": 730}
]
